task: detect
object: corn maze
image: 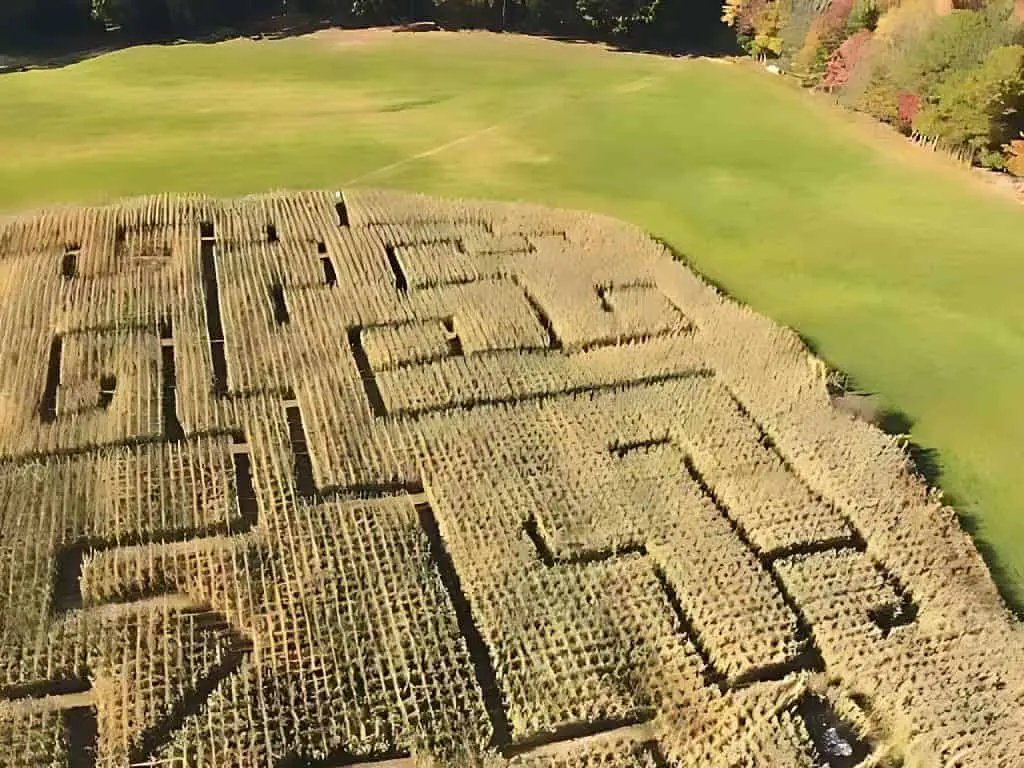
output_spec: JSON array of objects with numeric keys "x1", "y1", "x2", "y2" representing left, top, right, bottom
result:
[{"x1": 0, "y1": 189, "x2": 1022, "y2": 768}]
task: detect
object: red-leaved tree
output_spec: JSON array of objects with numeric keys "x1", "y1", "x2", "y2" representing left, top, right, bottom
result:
[
  {"x1": 897, "y1": 91, "x2": 922, "y2": 129},
  {"x1": 822, "y1": 29, "x2": 873, "y2": 90}
]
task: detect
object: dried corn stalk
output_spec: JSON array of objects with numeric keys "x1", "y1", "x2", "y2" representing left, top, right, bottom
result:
[{"x1": 0, "y1": 189, "x2": 1019, "y2": 767}]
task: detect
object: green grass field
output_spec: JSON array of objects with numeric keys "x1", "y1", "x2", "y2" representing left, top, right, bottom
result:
[{"x1": 2, "y1": 29, "x2": 1023, "y2": 608}]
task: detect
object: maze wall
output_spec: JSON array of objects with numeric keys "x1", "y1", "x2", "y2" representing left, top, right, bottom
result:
[{"x1": 0, "y1": 189, "x2": 1021, "y2": 768}]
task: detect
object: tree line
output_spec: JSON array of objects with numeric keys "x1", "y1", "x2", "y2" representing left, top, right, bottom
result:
[
  {"x1": 723, "y1": 0, "x2": 1024, "y2": 173},
  {"x1": 0, "y1": 0, "x2": 730, "y2": 50}
]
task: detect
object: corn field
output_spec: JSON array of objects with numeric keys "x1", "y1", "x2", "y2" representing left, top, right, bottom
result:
[{"x1": 0, "y1": 189, "x2": 1021, "y2": 767}]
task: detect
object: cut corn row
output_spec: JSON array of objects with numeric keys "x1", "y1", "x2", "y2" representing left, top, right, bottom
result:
[
  {"x1": 89, "y1": 604, "x2": 233, "y2": 766},
  {"x1": 502, "y1": 730, "x2": 661, "y2": 768},
  {"x1": 0, "y1": 705, "x2": 64, "y2": 768},
  {"x1": 654, "y1": 255, "x2": 1007, "y2": 622},
  {"x1": 414, "y1": 390, "x2": 802, "y2": 684},
  {"x1": 665, "y1": 378, "x2": 853, "y2": 554},
  {"x1": 658, "y1": 677, "x2": 815, "y2": 767},
  {"x1": 364, "y1": 321, "x2": 452, "y2": 371},
  {"x1": 375, "y1": 335, "x2": 705, "y2": 417},
  {"x1": 409, "y1": 281, "x2": 549, "y2": 353},
  {"x1": 775, "y1": 549, "x2": 1024, "y2": 766},
  {"x1": 775, "y1": 550, "x2": 903, "y2": 649}
]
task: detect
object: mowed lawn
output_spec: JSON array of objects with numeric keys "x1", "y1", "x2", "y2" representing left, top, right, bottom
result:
[{"x1": 1, "y1": 30, "x2": 1023, "y2": 607}]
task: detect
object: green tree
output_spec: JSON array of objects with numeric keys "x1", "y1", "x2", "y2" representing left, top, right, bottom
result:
[
  {"x1": 1, "y1": 0, "x2": 94, "y2": 43},
  {"x1": 913, "y1": 44, "x2": 1024, "y2": 166},
  {"x1": 433, "y1": 0, "x2": 501, "y2": 27},
  {"x1": 521, "y1": 0, "x2": 587, "y2": 32},
  {"x1": 846, "y1": 0, "x2": 879, "y2": 34},
  {"x1": 575, "y1": 0, "x2": 659, "y2": 38},
  {"x1": 898, "y1": 4, "x2": 1021, "y2": 98},
  {"x1": 89, "y1": 0, "x2": 281, "y2": 36}
]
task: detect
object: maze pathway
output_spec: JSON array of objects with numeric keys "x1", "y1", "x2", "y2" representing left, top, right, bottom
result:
[{"x1": 0, "y1": 189, "x2": 1021, "y2": 767}]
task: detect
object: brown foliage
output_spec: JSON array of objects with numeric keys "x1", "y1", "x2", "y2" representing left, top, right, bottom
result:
[{"x1": 1007, "y1": 137, "x2": 1024, "y2": 175}]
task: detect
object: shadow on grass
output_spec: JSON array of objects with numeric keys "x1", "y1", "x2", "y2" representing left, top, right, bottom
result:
[
  {"x1": 542, "y1": 33, "x2": 741, "y2": 59},
  {"x1": 607, "y1": 29, "x2": 742, "y2": 58},
  {"x1": 1, "y1": 4, "x2": 741, "y2": 76},
  {"x1": 803, "y1": 331, "x2": 1024, "y2": 618},
  {"x1": 0, "y1": 14, "x2": 348, "y2": 75},
  {"x1": 885, "y1": 409, "x2": 1024, "y2": 617},
  {"x1": 955, "y1": 511, "x2": 1024, "y2": 616},
  {"x1": 660, "y1": 237, "x2": 1024, "y2": 618},
  {"x1": 539, "y1": 24, "x2": 741, "y2": 58},
  {"x1": 536, "y1": 0, "x2": 741, "y2": 58}
]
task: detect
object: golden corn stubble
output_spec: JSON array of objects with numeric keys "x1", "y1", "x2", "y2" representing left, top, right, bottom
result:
[{"x1": 0, "y1": 189, "x2": 1020, "y2": 768}]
